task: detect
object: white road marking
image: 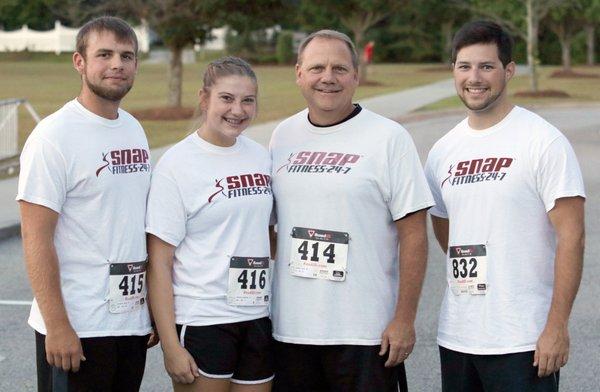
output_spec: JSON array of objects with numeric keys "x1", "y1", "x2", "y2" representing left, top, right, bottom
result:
[{"x1": 0, "y1": 300, "x2": 32, "y2": 306}]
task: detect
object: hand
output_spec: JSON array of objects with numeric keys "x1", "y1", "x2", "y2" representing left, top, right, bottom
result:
[
  {"x1": 163, "y1": 344, "x2": 200, "y2": 384},
  {"x1": 534, "y1": 323, "x2": 569, "y2": 377},
  {"x1": 147, "y1": 328, "x2": 160, "y2": 348},
  {"x1": 45, "y1": 325, "x2": 86, "y2": 372},
  {"x1": 379, "y1": 318, "x2": 415, "y2": 367}
]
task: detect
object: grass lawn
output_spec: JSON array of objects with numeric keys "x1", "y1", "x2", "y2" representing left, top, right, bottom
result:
[
  {"x1": 1, "y1": 61, "x2": 451, "y2": 149},
  {"x1": 420, "y1": 65, "x2": 600, "y2": 111}
]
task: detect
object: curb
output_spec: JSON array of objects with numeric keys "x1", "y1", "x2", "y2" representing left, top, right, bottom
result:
[{"x1": 0, "y1": 220, "x2": 20, "y2": 240}]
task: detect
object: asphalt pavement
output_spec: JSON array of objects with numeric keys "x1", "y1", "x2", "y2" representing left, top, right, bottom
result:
[{"x1": 1, "y1": 104, "x2": 598, "y2": 391}]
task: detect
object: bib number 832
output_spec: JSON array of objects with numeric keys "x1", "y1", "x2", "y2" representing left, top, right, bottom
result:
[{"x1": 451, "y1": 258, "x2": 478, "y2": 279}]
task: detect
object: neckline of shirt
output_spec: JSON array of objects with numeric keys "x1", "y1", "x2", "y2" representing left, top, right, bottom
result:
[
  {"x1": 190, "y1": 131, "x2": 243, "y2": 154},
  {"x1": 463, "y1": 106, "x2": 522, "y2": 137},
  {"x1": 303, "y1": 104, "x2": 364, "y2": 135},
  {"x1": 70, "y1": 98, "x2": 124, "y2": 128}
]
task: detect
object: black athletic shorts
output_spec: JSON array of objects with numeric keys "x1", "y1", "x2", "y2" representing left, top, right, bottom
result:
[
  {"x1": 176, "y1": 317, "x2": 274, "y2": 384},
  {"x1": 439, "y1": 345, "x2": 560, "y2": 392},
  {"x1": 35, "y1": 331, "x2": 149, "y2": 392},
  {"x1": 272, "y1": 341, "x2": 408, "y2": 392}
]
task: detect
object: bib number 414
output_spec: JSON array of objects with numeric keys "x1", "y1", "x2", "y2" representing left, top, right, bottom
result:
[{"x1": 289, "y1": 227, "x2": 349, "y2": 282}]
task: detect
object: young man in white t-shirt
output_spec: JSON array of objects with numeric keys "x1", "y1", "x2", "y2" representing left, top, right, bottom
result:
[
  {"x1": 269, "y1": 30, "x2": 434, "y2": 392},
  {"x1": 425, "y1": 21, "x2": 585, "y2": 391},
  {"x1": 17, "y1": 17, "x2": 156, "y2": 391}
]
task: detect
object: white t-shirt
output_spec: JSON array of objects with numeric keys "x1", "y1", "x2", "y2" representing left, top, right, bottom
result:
[
  {"x1": 146, "y1": 133, "x2": 273, "y2": 326},
  {"x1": 425, "y1": 106, "x2": 585, "y2": 354},
  {"x1": 17, "y1": 99, "x2": 152, "y2": 338},
  {"x1": 270, "y1": 108, "x2": 434, "y2": 345}
]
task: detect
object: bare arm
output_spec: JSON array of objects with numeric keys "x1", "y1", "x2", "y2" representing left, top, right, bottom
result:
[
  {"x1": 20, "y1": 200, "x2": 84, "y2": 372},
  {"x1": 147, "y1": 234, "x2": 199, "y2": 384},
  {"x1": 269, "y1": 225, "x2": 277, "y2": 260},
  {"x1": 380, "y1": 209, "x2": 428, "y2": 367},
  {"x1": 534, "y1": 196, "x2": 585, "y2": 377},
  {"x1": 430, "y1": 215, "x2": 449, "y2": 254}
]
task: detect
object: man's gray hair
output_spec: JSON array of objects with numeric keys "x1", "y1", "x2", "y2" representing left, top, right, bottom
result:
[{"x1": 297, "y1": 29, "x2": 358, "y2": 70}]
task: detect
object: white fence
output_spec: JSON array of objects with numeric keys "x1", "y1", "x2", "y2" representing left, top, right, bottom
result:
[
  {"x1": 0, "y1": 20, "x2": 150, "y2": 54},
  {"x1": 0, "y1": 99, "x2": 40, "y2": 160}
]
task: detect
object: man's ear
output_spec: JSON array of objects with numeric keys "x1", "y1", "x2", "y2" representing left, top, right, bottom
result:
[{"x1": 73, "y1": 52, "x2": 85, "y2": 74}]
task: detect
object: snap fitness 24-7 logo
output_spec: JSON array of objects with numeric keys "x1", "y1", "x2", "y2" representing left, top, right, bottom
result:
[
  {"x1": 96, "y1": 148, "x2": 150, "y2": 177},
  {"x1": 208, "y1": 173, "x2": 271, "y2": 203},
  {"x1": 441, "y1": 157, "x2": 514, "y2": 188},
  {"x1": 276, "y1": 151, "x2": 361, "y2": 175}
]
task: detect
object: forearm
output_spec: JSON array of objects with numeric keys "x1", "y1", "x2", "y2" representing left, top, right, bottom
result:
[
  {"x1": 546, "y1": 234, "x2": 584, "y2": 327},
  {"x1": 545, "y1": 197, "x2": 585, "y2": 328},
  {"x1": 269, "y1": 225, "x2": 277, "y2": 260},
  {"x1": 147, "y1": 242, "x2": 179, "y2": 350},
  {"x1": 394, "y1": 212, "x2": 428, "y2": 323},
  {"x1": 394, "y1": 234, "x2": 427, "y2": 323},
  {"x1": 20, "y1": 205, "x2": 71, "y2": 331}
]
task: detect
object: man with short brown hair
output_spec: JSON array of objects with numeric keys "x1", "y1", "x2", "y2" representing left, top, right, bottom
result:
[{"x1": 17, "y1": 16, "x2": 155, "y2": 391}]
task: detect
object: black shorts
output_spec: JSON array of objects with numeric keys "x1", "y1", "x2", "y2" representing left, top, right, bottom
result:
[
  {"x1": 439, "y1": 345, "x2": 560, "y2": 392},
  {"x1": 272, "y1": 341, "x2": 408, "y2": 392},
  {"x1": 35, "y1": 331, "x2": 148, "y2": 392},
  {"x1": 176, "y1": 317, "x2": 274, "y2": 384}
]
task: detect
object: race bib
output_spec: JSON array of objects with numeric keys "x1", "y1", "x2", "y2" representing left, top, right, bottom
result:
[
  {"x1": 227, "y1": 257, "x2": 270, "y2": 306},
  {"x1": 289, "y1": 227, "x2": 349, "y2": 281},
  {"x1": 108, "y1": 261, "x2": 147, "y2": 314},
  {"x1": 448, "y1": 244, "x2": 487, "y2": 295}
]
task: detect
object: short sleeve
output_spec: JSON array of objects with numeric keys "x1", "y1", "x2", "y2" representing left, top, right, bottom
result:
[
  {"x1": 424, "y1": 152, "x2": 448, "y2": 218},
  {"x1": 16, "y1": 135, "x2": 67, "y2": 213},
  {"x1": 536, "y1": 135, "x2": 585, "y2": 212},
  {"x1": 387, "y1": 130, "x2": 435, "y2": 220},
  {"x1": 145, "y1": 171, "x2": 187, "y2": 247}
]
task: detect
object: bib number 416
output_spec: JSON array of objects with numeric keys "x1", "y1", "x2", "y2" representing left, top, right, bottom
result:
[{"x1": 237, "y1": 269, "x2": 267, "y2": 290}]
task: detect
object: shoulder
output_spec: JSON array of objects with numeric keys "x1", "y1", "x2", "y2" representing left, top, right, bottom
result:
[
  {"x1": 515, "y1": 107, "x2": 563, "y2": 139},
  {"x1": 153, "y1": 134, "x2": 196, "y2": 174},
  {"x1": 239, "y1": 135, "x2": 269, "y2": 157},
  {"x1": 271, "y1": 109, "x2": 309, "y2": 139},
  {"x1": 117, "y1": 108, "x2": 146, "y2": 135},
  {"x1": 429, "y1": 117, "x2": 467, "y2": 156}
]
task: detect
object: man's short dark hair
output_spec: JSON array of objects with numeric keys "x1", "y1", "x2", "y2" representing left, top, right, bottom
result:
[
  {"x1": 76, "y1": 16, "x2": 138, "y2": 58},
  {"x1": 451, "y1": 21, "x2": 514, "y2": 67}
]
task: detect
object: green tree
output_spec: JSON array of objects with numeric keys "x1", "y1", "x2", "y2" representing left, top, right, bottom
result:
[
  {"x1": 461, "y1": 0, "x2": 563, "y2": 92},
  {"x1": 300, "y1": 0, "x2": 403, "y2": 83},
  {"x1": 104, "y1": 0, "x2": 220, "y2": 108},
  {"x1": 545, "y1": 0, "x2": 585, "y2": 72},
  {"x1": 582, "y1": 0, "x2": 600, "y2": 64}
]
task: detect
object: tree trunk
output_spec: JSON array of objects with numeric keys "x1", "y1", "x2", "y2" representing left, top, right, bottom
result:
[
  {"x1": 441, "y1": 19, "x2": 454, "y2": 64},
  {"x1": 168, "y1": 46, "x2": 183, "y2": 107},
  {"x1": 353, "y1": 28, "x2": 367, "y2": 84},
  {"x1": 560, "y1": 37, "x2": 572, "y2": 73},
  {"x1": 526, "y1": 0, "x2": 539, "y2": 93},
  {"x1": 586, "y1": 24, "x2": 596, "y2": 66}
]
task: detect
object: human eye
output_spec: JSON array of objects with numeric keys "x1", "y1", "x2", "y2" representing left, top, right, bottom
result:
[
  {"x1": 334, "y1": 66, "x2": 348, "y2": 73},
  {"x1": 243, "y1": 97, "x2": 256, "y2": 104},
  {"x1": 310, "y1": 65, "x2": 324, "y2": 73},
  {"x1": 122, "y1": 53, "x2": 134, "y2": 60},
  {"x1": 482, "y1": 64, "x2": 494, "y2": 71},
  {"x1": 220, "y1": 95, "x2": 233, "y2": 102}
]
